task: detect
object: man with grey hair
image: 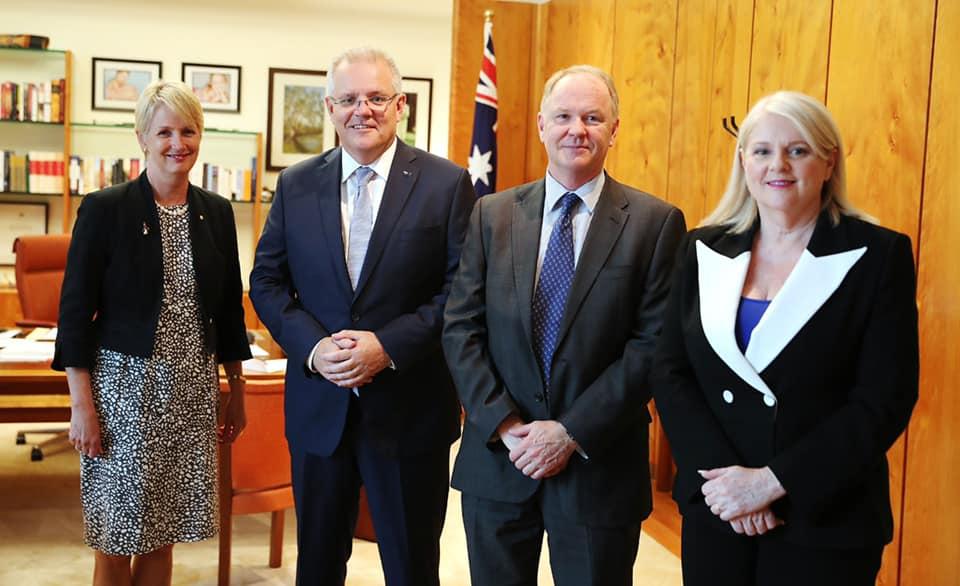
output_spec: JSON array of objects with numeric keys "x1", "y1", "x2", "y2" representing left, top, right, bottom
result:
[
  {"x1": 443, "y1": 64, "x2": 685, "y2": 584},
  {"x1": 251, "y1": 47, "x2": 476, "y2": 585}
]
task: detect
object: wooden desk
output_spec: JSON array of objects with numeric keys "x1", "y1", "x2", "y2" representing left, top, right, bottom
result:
[
  {"x1": 0, "y1": 330, "x2": 286, "y2": 423},
  {"x1": 0, "y1": 362, "x2": 70, "y2": 423}
]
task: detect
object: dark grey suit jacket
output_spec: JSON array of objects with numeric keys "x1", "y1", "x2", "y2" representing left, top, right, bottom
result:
[{"x1": 443, "y1": 174, "x2": 685, "y2": 527}]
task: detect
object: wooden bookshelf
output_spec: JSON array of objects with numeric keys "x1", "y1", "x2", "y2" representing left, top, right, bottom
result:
[{"x1": 0, "y1": 47, "x2": 72, "y2": 233}]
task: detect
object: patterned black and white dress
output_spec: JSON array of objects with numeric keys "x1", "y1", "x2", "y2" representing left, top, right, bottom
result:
[{"x1": 81, "y1": 201, "x2": 220, "y2": 556}]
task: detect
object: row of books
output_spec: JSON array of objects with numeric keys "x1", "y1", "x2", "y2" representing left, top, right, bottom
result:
[
  {"x1": 75, "y1": 158, "x2": 259, "y2": 201},
  {"x1": 0, "y1": 79, "x2": 67, "y2": 123},
  {"x1": 189, "y1": 160, "x2": 260, "y2": 202},
  {"x1": 0, "y1": 150, "x2": 63, "y2": 193},
  {"x1": 1, "y1": 151, "x2": 260, "y2": 201}
]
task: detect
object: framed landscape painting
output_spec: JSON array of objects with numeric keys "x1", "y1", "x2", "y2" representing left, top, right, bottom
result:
[{"x1": 266, "y1": 68, "x2": 334, "y2": 170}]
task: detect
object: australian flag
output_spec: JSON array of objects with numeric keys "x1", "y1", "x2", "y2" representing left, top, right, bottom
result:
[{"x1": 468, "y1": 17, "x2": 497, "y2": 196}]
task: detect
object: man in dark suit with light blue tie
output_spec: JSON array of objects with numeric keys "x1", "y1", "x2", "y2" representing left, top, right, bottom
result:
[
  {"x1": 249, "y1": 47, "x2": 476, "y2": 586},
  {"x1": 442, "y1": 65, "x2": 686, "y2": 585}
]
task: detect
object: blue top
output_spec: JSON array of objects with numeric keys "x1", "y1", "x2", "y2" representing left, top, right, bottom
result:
[{"x1": 736, "y1": 297, "x2": 771, "y2": 352}]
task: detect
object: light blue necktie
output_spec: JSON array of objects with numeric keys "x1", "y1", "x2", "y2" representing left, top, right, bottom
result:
[
  {"x1": 532, "y1": 192, "x2": 580, "y2": 390},
  {"x1": 347, "y1": 166, "x2": 374, "y2": 290}
]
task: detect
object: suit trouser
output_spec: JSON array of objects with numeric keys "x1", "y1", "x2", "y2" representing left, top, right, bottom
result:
[
  {"x1": 289, "y1": 397, "x2": 450, "y2": 586},
  {"x1": 460, "y1": 487, "x2": 642, "y2": 586},
  {"x1": 680, "y1": 513, "x2": 883, "y2": 586}
]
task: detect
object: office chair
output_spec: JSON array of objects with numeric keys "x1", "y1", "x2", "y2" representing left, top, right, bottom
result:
[
  {"x1": 12, "y1": 234, "x2": 71, "y2": 461},
  {"x1": 218, "y1": 378, "x2": 294, "y2": 586},
  {"x1": 216, "y1": 377, "x2": 379, "y2": 584},
  {"x1": 13, "y1": 234, "x2": 70, "y2": 327}
]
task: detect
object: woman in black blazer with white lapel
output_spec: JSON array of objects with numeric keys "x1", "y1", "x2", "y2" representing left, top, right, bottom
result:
[
  {"x1": 53, "y1": 80, "x2": 251, "y2": 585},
  {"x1": 654, "y1": 91, "x2": 918, "y2": 585}
]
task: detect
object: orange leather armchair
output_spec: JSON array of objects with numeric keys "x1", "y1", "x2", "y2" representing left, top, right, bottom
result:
[
  {"x1": 13, "y1": 234, "x2": 71, "y2": 460},
  {"x1": 13, "y1": 234, "x2": 70, "y2": 327},
  {"x1": 218, "y1": 378, "x2": 294, "y2": 586}
]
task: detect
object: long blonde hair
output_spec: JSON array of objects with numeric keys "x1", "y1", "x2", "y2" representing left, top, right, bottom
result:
[{"x1": 702, "y1": 91, "x2": 872, "y2": 232}]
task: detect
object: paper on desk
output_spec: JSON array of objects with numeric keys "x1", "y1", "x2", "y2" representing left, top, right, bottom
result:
[
  {"x1": 26, "y1": 327, "x2": 58, "y2": 341},
  {"x1": 0, "y1": 329, "x2": 21, "y2": 340},
  {"x1": 0, "y1": 339, "x2": 55, "y2": 362},
  {"x1": 249, "y1": 343, "x2": 269, "y2": 358},
  {"x1": 243, "y1": 358, "x2": 287, "y2": 374}
]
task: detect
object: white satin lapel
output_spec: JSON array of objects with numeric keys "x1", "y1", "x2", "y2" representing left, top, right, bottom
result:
[
  {"x1": 696, "y1": 241, "x2": 776, "y2": 401},
  {"x1": 745, "y1": 246, "x2": 867, "y2": 372}
]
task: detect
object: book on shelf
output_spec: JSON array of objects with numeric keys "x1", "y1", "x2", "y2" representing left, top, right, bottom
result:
[
  {"x1": 0, "y1": 150, "x2": 64, "y2": 193},
  {"x1": 69, "y1": 155, "x2": 143, "y2": 195},
  {"x1": 0, "y1": 79, "x2": 65, "y2": 122},
  {"x1": 0, "y1": 35, "x2": 50, "y2": 49},
  {"x1": 65, "y1": 156, "x2": 255, "y2": 200},
  {"x1": 188, "y1": 159, "x2": 257, "y2": 201}
]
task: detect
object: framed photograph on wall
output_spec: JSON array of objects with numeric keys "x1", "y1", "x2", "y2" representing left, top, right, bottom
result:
[
  {"x1": 182, "y1": 63, "x2": 241, "y2": 113},
  {"x1": 0, "y1": 202, "x2": 47, "y2": 265},
  {"x1": 400, "y1": 77, "x2": 433, "y2": 151},
  {"x1": 92, "y1": 57, "x2": 162, "y2": 112},
  {"x1": 266, "y1": 67, "x2": 335, "y2": 170}
]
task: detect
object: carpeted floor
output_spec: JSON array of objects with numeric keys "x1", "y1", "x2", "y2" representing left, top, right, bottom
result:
[{"x1": 0, "y1": 422, "x2": 681, "y2": 585}]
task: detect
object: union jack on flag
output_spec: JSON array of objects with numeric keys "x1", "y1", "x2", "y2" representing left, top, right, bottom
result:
[{"x1": 468, "y1": 17, "x2": 497, "y2": 196}]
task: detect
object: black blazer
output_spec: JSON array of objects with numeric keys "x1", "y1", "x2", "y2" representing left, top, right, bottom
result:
[
  {"x1": 653, "y1": 212, "x2": 918, "y2": 549},
  {"x1": 442, "y1": 175, "x2": 686, "y2": 527},
  {"x1": 53, "y1": 172, "x2": 251, "y2": 370},
  {"x1": 249, "y1": 141, "x2": 476, "y2": 457}
]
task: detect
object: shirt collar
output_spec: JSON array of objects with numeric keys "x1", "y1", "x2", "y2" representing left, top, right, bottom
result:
[
  {"x1": 544, "y1": 171, "x2": 605, "y2": 214},
  {"x1": 340, "y1": 138, "x2": 399, "y2": 183}
]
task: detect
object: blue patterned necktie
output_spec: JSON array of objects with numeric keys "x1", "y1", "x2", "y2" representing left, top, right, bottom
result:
[
  {"x1": 532, "y1": 192, "x2": 580, "y2": 390},
  {"x1": 347, "y1": 166, "x2": 374, "y2": 290}
]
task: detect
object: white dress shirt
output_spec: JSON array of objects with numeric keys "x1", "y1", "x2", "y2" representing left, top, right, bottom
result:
[
  {"x1": 534, "y1": 171, "x2": 605, "y2": 285},
  {"x1": 339, "y1": 139, "x2": 399, "y2": 262}
]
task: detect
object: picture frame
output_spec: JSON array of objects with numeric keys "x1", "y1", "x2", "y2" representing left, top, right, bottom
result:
[
  {"x1": 91, "y1": 57, "x2": 162, "y2": 112},
  {"x1": 182, "y1": 62, "x2": 241, "y2": 113},
  {"x1": 266, "y1": 67, "x2": 334, "y2": 170},
  {"x1": 400, "y1": 77, "x2": 433, "y2": 151},
  {"x1": 0, "y1": 202, "x2": 48, "y2": 265}
]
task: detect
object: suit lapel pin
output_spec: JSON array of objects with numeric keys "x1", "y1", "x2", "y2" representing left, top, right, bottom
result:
[
  {"x1": 402, "y1": 170, "x2": 411, "y2": 176},
  {"x1": 199, "y1": 214, "x2": 204, "y2": 220},
  {"x1": 142, "y1": 222, "x2": 149, "y2": 236}
]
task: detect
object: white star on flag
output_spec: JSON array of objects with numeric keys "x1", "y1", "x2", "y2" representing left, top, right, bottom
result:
[{"x1": 468, "y1": 144, "x2": 494, "y2": 188}]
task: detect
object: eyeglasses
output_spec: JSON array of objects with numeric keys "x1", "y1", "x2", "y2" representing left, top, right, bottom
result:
[{"x1": 329, "y1": 93, "x2": 401, "y2": 112}]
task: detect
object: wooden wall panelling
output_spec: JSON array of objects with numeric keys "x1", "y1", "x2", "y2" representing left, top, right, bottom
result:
[
  {"x1": 525, "y1": 3, "x2": 550, "y2": 182},
  {"x1": 902, "y1": 1, "x2": 960, "y2": 584},
  {"x1": 543, "y1": 0, "x2": 617, "y2": 77},
  {"x1": 606, "y1": 0, "x2": 678, "y2": 198},
  {"x1": 526, "y1": 0, "x2": 619, "y2": 184},
  {"x1": 449, "y1": 0, "x2": 536, "y2": 192},
  {"x1": 490, "y1": 3, "x2": 536, "y2": 191},
  {"x1": 701, "y1": 0, "x2": 754, "y2": 214},
  {"x1": 748, "y1": 0, "x2": 831, "y2": 102},
  {"x1": 827, "y1": 0, "x2": 932, "y2": 238},
  {"x1": 826, "y1": 2, "x2": 935, "y2": 583},
  {"x1": 664, "y1": 0, "x2": 721, "y2": 221}
]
